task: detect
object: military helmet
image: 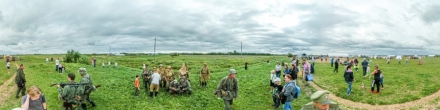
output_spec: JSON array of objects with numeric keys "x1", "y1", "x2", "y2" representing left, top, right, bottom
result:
[{"x1": 78, "y1": 67, "x2": 87, "y2": 75}]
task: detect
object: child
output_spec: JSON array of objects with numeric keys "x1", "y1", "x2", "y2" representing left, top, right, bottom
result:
[
  {"x1": 269, "y1": 70, "x2": 276, "y2": 93},
  {"x1": 380, "y1": 72, "x2": 384, "y2": 90},
  {"x1": 102, "y1": 62, "x2": 105, "y2": 68},
  {"x1": 354, "y1": 64, "x2": 359, "y2": 72},
  {"x1": 6, "y1": 61, "x2": 10, "y2": 73},
  {"x1": 365, "y1": 64, "x2": 371, "y2": 78},
  {"x1": 134, "y1": 75, "x2": 140, "y2": 96},
  {"x1": 271, "y1": 78, "x2": 283, "y2": 109}
]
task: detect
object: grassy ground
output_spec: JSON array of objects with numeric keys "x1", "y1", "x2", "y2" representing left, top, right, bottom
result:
[
  {"x1": 2, "y1": 55, "x2": 437, "y2": 109},
  {"x1": 1, "y1": 55, "x2": 320, "y2": 110},
  {"x1": 312, "y1": 58, "x2": 440, "y2": 105}
]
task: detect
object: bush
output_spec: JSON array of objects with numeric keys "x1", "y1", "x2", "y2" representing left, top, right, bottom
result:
[{"x1": 64, "y1": 50, "x2": 82, "y2": 63}]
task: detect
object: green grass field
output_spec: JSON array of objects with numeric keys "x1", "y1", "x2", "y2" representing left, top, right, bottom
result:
[{"x1": 0, "y1": 55, "x2": 438, "y2": 109}]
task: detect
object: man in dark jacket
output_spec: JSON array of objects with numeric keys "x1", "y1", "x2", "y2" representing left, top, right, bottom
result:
[
  {"x1": 15, "y1": 64, "x2": 26, "y2": 98},
  {"x1": 361, "y1": 58, "x2": 369, "y2": 77}
]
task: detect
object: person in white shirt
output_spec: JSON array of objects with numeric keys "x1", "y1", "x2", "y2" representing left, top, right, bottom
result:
[
  {"x1": 6, "y1": 61, "x2": 11, "y2": 73},
  {"x1": 150, "y1": 67, "x2": 161, "y2": 98},
  {"x1": 46, "y1": 58, "x2": 48, "y2": 64},
  {"x1": 269, "y1": 70, "x2": 276, "y2": 93},
  {"x1": 114, "y1": 62, "x2": 117, "y2": 67},
  {"x1": 108, "y1": 61, "x2": 111, "y2": 68},
  {"x1": 275, "y1": 62, "x2": 282, "y2": 78},
  {"x1": 143, "y1": 63, "x2": 146, "y2": 69},
  {"x1": 55, "y1": 58, "x2": 60, "y2": 71},
  {"x1": 102, "y1": 62, "x2": 105, "y2": 68}
]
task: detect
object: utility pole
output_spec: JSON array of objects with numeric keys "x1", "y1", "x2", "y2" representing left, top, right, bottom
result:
[
  {"x1": 241, "y1": 42, "x2": 242, "y2": 60},
  {"x1": 109, "y1": 46, "x2": 111, "y2": 56},
  {"x1": 154, "y1": 37, "x2": 156, "y2": 61}
]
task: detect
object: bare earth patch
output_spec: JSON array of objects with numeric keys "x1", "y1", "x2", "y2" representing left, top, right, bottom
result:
[{"x1": 0, "y1": 62, "x2": 19, "y2": 106}]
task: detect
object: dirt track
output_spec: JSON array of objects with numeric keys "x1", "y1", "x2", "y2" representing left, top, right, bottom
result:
[{"x1": 0, "y1": 62, "x2": 19, "y2": 106}]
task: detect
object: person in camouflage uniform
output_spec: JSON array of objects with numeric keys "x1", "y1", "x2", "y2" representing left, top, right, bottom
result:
[
  {"x1": 78, "y1": 68, "x2": 97, "y2": 109},
  {"x1": 199, "y1": 63, "x2": 210, "y2": 87},
  {"x1": 15, "y1": 64, "x2": 26, "y2": 98},
  {"x1": 165, "y1": 66, "x2": 175, "y2": 91},
  {"x1": 158, "y1": 64, "x2": 166, "y2": 88},
  {"x1": 179, "y1": 76, "x2": 192, "y2": 95},
  {"x1": 142, "y1": 66, "x2": 152, "y2": 93},
  {"x1": 57, "y1": 73, "x2": 79, "y2": 110},
  {"x1": 168, "y1": 80, "x2": 180, "y2": 96},
  {"x1": 301, "y1": 91, "x2": 341, "y2": 110},
  {"x1": 213, "y1": 69, "x2": 239, "y2": 110}
]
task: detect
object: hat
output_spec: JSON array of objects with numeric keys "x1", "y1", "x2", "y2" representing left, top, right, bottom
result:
[
  {"x1": 78, "y1": 68, "x2": 87, "y2": 75},
  {"x1": 159, "y1": 64, "x2": 163, "y2": 67},
  {"x1": 167, "y1": 66, "x2": 172, "y2": 69},
  {"x1": 311, "y1": 91, "x2": 332, "y2": 104},
  {"x1": 229, "y1": 69, "x2": 237, "y2": 75},
  {"x1": 203, "y1": 63, "x2": 207, "y2": 65},
  {"x1": 273, "y1": 78, "x2": 281, "y2": 82}
]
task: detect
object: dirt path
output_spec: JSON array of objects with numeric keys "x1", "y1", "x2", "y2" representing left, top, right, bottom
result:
[
  {"x1": 310, "y1": 82, "x2": 440, "y2": 109},
  {"x1": 0, "y1": 62, "x2": 20, "y2": 106}
]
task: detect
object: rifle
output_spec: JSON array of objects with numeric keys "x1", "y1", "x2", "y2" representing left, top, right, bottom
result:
[{"x1": 50, "y1": 82, "x2": 101, "y2": 89}]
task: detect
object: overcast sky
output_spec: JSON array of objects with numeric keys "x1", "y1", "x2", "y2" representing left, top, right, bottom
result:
[{"x1": 1, "y1": 0, "x2": 439, "y2": 55}]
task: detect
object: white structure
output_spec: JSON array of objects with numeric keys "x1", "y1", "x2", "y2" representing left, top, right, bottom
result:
[
  {"x1": 428, "y1": 55, "x2": 435, "y2": 58},
  {"x1": 396, "y1": 56, "x2": 402, "y2": 59}
]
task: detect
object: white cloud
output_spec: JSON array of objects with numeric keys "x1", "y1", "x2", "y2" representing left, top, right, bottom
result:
[{"x1": 0, "y1": 0, "x2": 439, "y2": 55}]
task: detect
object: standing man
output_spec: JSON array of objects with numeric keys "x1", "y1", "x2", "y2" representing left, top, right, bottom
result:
[
  {"x1": 361, "y1": 58, "x2": 368, "y2": 77},
  {"x1": 15, "y1": 64, "x2": 26, "y2": 98},
  {"x1": 165, "y1": 66, "x2": 175, "y2": 91},
  {"x1": 200, "y1": 63, "x2": 211, "y2": 87},
  {"x1": 244, "y1": 62, "x2": 248, "y2": 70},
  {"x1": 301, "y1": 91, "x2": 341, "y2": 110},
  {"x1": 150, "y1": 67, "x2": 161, "y2": 98},
  {"x1": 57, "y1": 73, "x2": 79, "y2": 110},
  {"x1": 142, "y1": 66, "x2": 152, "y2": 93},
  {"x1": 158, "y1": 64, "x2": 166, "y2": 88},
  {"x1": 93, "y1": 58, "x2": 96, "y2": 67},
  {"x1": 78, "y1": 68, "x2": 97, "y2": 109},
  {"x1": 213, "y1": 69, "x2": 239, "y2": 110},
  {"x1": 46, "y1": 58, "x2": 49, "y2": 64},
  {"x1": 303, "y1": 59, "x2": 311, "y2": 86},
  {"x1": 330, "y1": 57, "x2": 334, "y2": 67},
  {"x1": 55, "y1": 58, "x2": 60, "y2": 71}
]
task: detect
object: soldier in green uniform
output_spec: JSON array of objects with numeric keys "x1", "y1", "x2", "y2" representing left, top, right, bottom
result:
[
  {"x1": 78, "y1": 68, "x2": 97, "y2": 109},
  {"x1": 57, "y1": 73, "x2": 79, "y2": 110},
  {"x1": 15, "y1": 64, "x2": 26, "y2": 98},
  {"x1": 179, "y1": 76, "x2": 192, "y2": 95},
  {"x1": 142, "y1": 66, "x2": 152, "y2": 93},
  {"x1": 301, "y1": 91, "x2": 341, "y2": 110},
  {"x1": 213, "y1": 69, "x2": 239, "y2": 110},
  {"x1": 168, "y1": 79, "x2": 180, "y2": 97}
]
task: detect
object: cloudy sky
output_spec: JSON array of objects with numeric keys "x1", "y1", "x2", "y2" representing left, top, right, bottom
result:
[{"x1": 1, "y1": 0, "x2": 439, "y2": 55}]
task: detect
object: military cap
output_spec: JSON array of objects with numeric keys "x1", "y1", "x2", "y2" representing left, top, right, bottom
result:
[
  {"x1": 167, "y1": 65, "x2": 172, "y2": 69},
  {"x1": 159, "y1": 64, "x2": 163, "y2": 67},
  {"x1": 78, "y1": 67, "x2": 87, "y2": 75},
  {"x1": 311, "y1": 91, "x2": 332, "y2": 104},
  {"x1": 229, "y1": 69, "x2": 237, "y2": 75},
  {"x1": 203, "y1": 63, "x2": 207, "y2": 65}
]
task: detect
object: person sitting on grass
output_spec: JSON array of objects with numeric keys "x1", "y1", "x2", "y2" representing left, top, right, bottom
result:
[
  {"x1": 169, "y1": 80, "x2": 180, "y2": 97},
  {"x1": 179, "y1": 76, "x2": 192, "y2": 95}
]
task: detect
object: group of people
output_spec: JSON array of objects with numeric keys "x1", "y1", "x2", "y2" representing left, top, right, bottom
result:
[
  {"x1": 343, "y1": 58, "x2": 384, "y2": 96},
  {"x1": 269, "y1": 58, "x2": 341, "y2": 110},
  {"x1": 15, "y1": 64, "x2": 98, "y2": 110},
  {"x1": 136, "y1": 63, "x2": 212, "y2": 98}
]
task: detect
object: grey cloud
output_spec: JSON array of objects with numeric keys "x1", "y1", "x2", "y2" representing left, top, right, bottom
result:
[
  {"x1": 0, "y1": 10, "x2": 3, "y2": 21},
  {"x1": 421, "y1": 5, "x2": 440, "y2": 24}
]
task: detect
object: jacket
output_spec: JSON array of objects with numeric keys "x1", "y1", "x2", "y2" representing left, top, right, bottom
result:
[
  {"x1": 283, "y1": 81, "x2": 295, "y2": 102},
  {"x1": 344, "y1": 69, "x2": 354, "y2": 82}
]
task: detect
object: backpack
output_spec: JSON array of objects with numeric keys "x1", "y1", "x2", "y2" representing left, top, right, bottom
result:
[
  {"x1": 293, "y1": 82, "x2": 300, "y2": 99},
  {"x1": 66, "y1": 84, "x2": 85, "y2": 104}
]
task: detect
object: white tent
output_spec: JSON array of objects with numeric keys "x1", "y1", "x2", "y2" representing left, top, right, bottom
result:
[
  {"x1": 428, "y1": 55, "x2": 435, "y2": 58},
  {"x1": 396, "y1": 56, "x2": 402, "y2": 59}
]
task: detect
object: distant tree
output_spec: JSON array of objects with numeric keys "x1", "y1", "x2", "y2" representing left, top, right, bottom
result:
[
  {"x1": 287, "y1": 53, "x2": 294, "y2": 58},
  {"x1": 64, "y1": 50, "x2": 82, "y2": 63}
]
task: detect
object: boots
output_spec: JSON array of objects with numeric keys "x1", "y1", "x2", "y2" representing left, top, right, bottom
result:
[
  {"x1": 149, "y1": 92, "x2": 153, "y2": 98},
  {"x1": 155, "y1": 92, "x2": 159, "y2": 97},
  {"x1": 81, "y1": 103, "x2": 87, "y2": 110},
  {"x1": 87, "y1": 99, "x2": 96, "y2": 107}
]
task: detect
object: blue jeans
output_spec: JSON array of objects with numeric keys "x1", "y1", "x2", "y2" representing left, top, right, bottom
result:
[
  {"x1": 283, "y1": 101, "x2": 292, "y2": 110},
  {"x1": 346, "y1": 82, "x2": 352, "y2": 95},
  {"x1": 55, "y1": 65, "x2": 59, "y2": 71},
  {"x1": 276, "y1": 71, "x2": 281, "y2": 78}
]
